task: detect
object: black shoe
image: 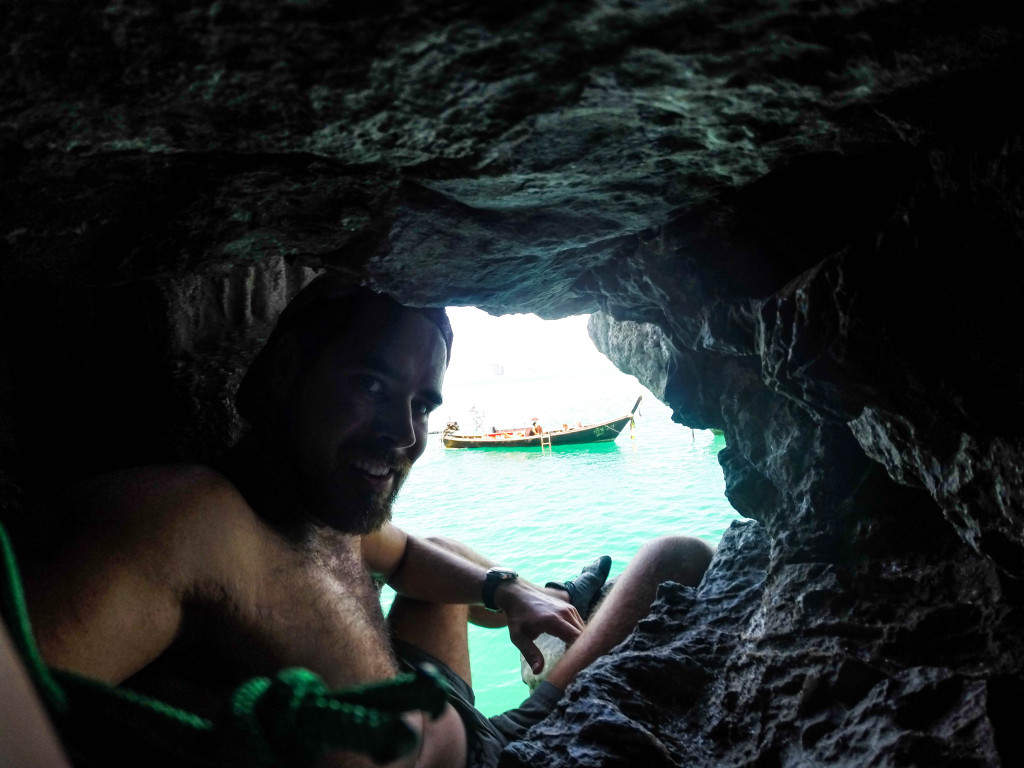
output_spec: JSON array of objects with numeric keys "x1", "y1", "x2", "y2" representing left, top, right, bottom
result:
[{"x1": 546, "y1": 555, "x2": 612, "y2": 621}]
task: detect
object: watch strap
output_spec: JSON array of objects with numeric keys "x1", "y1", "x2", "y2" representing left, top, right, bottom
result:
[{"x1": 482, "y1": 567, "x2": 518, "y2": 611}]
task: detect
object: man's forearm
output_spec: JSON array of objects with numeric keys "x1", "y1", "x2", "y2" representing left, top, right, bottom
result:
[
  {"x1": 386, "y1": 534, "x2": 496, "y2": 605},
  {"x1": 384, "y1": 533, "x2": 586, "y2": 674}
]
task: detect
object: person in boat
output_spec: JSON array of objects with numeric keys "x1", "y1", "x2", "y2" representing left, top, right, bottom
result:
[
  {"x1": 14, "y1": 274, "x2": 715, "y2": 768},
  {"x1": 530, "y1": 420, "x2": 543, "y2": 435}
]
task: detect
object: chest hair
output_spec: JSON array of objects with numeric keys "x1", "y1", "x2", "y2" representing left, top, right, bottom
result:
[{"x1": 129, "y1": 531, "x2": 397, "y2": 714}]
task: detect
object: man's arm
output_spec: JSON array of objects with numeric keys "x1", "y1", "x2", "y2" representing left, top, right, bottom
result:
[{"x1": 361, "y1": 524, "x2": 584, "y2": 673}]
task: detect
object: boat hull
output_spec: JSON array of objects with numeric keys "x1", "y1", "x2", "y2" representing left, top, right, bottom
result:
[{"x1": 442, "y1": 415, "x2": 633, "y2": 449}]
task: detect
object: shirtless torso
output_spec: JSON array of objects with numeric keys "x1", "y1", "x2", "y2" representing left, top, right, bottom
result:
[
  {"x1": 24, "y1": 464, "x2": 393, "y2": 683},
  {"x1": 19, "y1": 463, "x2": 442, "y2": 766}
]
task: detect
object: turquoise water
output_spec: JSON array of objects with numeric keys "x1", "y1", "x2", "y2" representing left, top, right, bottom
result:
[{"x1": 385, "y1": 362, "x2": 739, "y2": 715}]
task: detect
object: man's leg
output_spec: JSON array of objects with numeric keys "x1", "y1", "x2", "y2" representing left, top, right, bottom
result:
[
  {"x1": 385, "y1": 538, "x2": 475, "y2": 768},
  {"x1": 386, "y1": 535, "x2": 520, "y2": 685},
  {"x1": 544, "y1": 535, "x2": 714, "y2": 691},
  {"x1": 386, "y1": 536, "x2": 514, "y2": 768},
  {"x1": 388, "y1": 589, "x2": 475, "y2": 684},
  {"x1": 389, "y1": 534, "x2": 715, "y2": 690}
]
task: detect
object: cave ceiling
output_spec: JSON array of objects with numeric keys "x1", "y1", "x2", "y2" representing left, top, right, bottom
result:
[{"x1": 2, "y1": 0, "x2": 1020, "y2": 550}]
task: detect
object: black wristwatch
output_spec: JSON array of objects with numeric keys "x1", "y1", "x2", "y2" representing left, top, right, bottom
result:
[{"x1": 482, "y1": 567, "x2": 519, "y2": 612}]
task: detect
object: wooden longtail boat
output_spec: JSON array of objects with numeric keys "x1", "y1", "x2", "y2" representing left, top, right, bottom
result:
[{"x1": 442, "y1": 397, "x2": 642, "y2": 449}]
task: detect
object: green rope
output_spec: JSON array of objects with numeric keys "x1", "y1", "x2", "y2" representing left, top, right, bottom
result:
[
  {"x1": 227, "y1": 665, "x2": 449, "y2": 766},
  {"x1": 0, "y1": 520, "x2": 449, "y2": 767},
  {"x1": 52, "y1": 671, "x2": 221, "y2": 768},
  {"x1": 0, "y1": 519, "x2": 67, "y2": 713}
]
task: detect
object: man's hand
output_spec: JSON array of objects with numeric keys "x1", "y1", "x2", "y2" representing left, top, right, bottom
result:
[{"x1": 493, "y1": 582, "x2": 585, "y2": 674}]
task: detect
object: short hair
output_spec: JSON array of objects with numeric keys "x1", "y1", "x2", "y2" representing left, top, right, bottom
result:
[{"x1": 235, "y1": 273, "x2": 453, "y2": 424}]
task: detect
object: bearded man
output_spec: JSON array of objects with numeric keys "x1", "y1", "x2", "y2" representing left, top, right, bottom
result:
[{"x1": 17, "y1": 273, "x2": 714, "y2": 767}]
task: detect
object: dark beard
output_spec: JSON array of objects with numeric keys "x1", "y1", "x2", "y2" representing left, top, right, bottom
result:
[
  {"x1": 323, "y1": 450, "x2": 412, "y2": 535},
  {"x1": 221, "y1": 436, "x2": 412, "y2": 541},
  {"x1": 339, "y1": 458, "x2": 410, "y2": 534}
]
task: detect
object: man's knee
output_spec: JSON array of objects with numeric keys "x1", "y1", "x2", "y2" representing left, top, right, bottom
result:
[{"x1": 638, "y1": 535, "x2": 715, "y2": 587}]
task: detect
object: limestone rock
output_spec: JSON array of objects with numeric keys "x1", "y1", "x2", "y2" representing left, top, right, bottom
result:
[{"x1": 588, "y1": 313, "x2": 673, "y2": 401}]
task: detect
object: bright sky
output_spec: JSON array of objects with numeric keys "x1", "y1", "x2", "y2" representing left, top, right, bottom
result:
[{"x1": 444, "y1": 307, "x2": 612, "y2": 385}]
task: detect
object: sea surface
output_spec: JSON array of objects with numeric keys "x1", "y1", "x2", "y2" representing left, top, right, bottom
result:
[{"x1": 384, "y1": 362, "x2": 740, "y2": 716}]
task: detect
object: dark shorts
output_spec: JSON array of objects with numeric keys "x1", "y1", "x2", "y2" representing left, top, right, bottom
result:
[{"x1": 393, "y1": 639, "x2": 562, "y2": 768}]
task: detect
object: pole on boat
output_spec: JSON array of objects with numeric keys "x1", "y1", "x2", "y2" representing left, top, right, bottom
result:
[{"x1": 629, "y1": 395, "x2": 642, "y2": 440}]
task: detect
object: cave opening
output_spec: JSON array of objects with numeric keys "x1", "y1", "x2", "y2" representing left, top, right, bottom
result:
[{"x1": 402, "y1": 306, "x2": 737, "y2": 715}]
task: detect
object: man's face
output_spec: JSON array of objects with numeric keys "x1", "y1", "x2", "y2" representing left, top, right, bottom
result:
[{"x1": 273, "y1": 302, "x2": 446, "y2": 533}]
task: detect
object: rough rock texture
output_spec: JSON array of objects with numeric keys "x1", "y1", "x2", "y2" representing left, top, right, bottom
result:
[
  {"x1": 588, "y1": 314, "x2": 674, "y2": 400},
  {"x1": 2, "y1": 1, "x2": 1023, "y2": 765}
]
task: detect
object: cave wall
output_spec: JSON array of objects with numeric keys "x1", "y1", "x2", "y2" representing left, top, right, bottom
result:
[{"x1": 2, "y1": 1, "x2": 1023, "y2": 765}]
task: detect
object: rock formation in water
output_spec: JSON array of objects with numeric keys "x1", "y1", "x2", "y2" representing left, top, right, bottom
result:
[{"x1": 2, "y1": 1, "x2": 1022, "y2": 765}]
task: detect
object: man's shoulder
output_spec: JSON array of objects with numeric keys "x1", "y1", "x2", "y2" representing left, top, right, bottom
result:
[
  {"x1": 66, "y1": 463, "x2": 259, "y2": 539},
  {"x1": 90, "y1": 462, "x2": 227, "y2": 484},
  {"x1": 74, "y1": 463, "x2": 243, "y2": 505},
  {"x1": 65, "y1": 464, "x2": 275, "y2": 587}
]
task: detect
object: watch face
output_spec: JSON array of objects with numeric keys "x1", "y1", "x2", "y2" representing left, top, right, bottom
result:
[{"x1": 487, "y1": 567, "x2": 518, "y2": 580}]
